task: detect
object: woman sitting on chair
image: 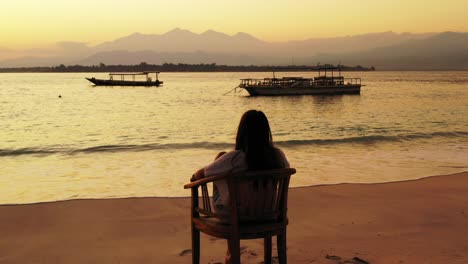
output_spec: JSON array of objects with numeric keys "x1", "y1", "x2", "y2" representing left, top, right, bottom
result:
[{"x1": 191, "y1": 109, "x2": 289, "y2": 213}]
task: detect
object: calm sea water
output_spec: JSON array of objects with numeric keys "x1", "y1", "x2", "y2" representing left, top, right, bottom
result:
[{"x1": 1, "y1": 71, "x2": 467, "y2": 204}]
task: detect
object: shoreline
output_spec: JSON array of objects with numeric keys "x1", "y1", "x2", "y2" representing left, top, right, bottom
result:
[
  {"x1": 1, "y1": 171, "x2": 467, "y2": 263},
  {"x1": 2, "y1": 170, "x2": 467, "y2": 206}
]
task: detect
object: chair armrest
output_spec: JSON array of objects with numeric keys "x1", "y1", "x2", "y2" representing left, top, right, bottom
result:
[
  {"x1": 184, "y1": 168, "x2": 296, "y2": 189},
  {"x1": 185, "y1": 171, "x2": 237, "y2": 217},
  {"x1": 184, "y1": 172, "x2": 234, "y2": 189}
]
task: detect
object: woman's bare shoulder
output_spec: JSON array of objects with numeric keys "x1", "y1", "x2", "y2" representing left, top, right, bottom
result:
[
  {"x1": 274, "y1": 147, "x2": 286, "y2": 155},
  {"x1": 274, "y1": 147, "x2": 290, "y2": 167}
]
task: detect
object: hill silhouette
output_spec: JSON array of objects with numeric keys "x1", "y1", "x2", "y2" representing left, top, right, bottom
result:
[
  {"x1": 312, "y1": 32, "x2": 468, "y2": 70},
  {"x1": 0, "y1": 29, "x2": 467, "y2": 70}
]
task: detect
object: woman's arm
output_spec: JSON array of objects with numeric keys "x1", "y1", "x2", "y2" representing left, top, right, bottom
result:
[{"x1": 190, "y1": 151, "x2": 227, "y2": 181}]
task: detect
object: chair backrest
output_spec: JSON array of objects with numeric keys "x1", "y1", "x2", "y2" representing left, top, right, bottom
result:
[{"x1": 227, "y1": 168, "x2": 296, "y2": 223}]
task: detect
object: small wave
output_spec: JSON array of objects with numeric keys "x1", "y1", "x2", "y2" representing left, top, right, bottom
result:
[
  {"x1": 76, "y1": 142, "x2": 233, "y2": 153},
  {"x1": 277, "y1": 131, "x2": 468, "y2": 146},
  {"x1": 276, "y1": 136, "x2": 397, "y2": 146},
  {"x1": 1, "y1": 131, "x2": 466, "y2": 157},
  {"x1": 0, "y1": 148, "x2": 60, "y2": 157},
  {"x1": 0, "y1": 142, "x2": 233, "y2": 157},
  {"x1": 374, "y1": 78, "x2": 468, "y2": 84}
]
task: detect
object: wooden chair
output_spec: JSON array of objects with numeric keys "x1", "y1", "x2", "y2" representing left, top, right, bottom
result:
[{"x1": 184, "y1": 168, "x2": 296, "y2": 264}]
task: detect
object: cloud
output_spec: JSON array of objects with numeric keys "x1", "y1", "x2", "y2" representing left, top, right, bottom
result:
[
  {"x1": 0, "y1": 41, "x2": 93, "y2": 61},
  {"x1": 56, "y1": 41, "x2": 90, "y2": 50},
  {"x1": 57, "y1": 41, "x2": 88, "y2": 47},
  {"x1": 0, "y1": 47, "x2": 25, "y2": 61},
  {"x1": 54, "y1": 41, "x2": 93, "y2": 57},
  {"x1": 0, "y1": 46, "x2": 12, "y2": 53}
]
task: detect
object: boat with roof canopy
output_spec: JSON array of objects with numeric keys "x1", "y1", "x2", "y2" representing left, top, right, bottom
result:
[
  {"x1": 238, "y1": 67, "x2": 361, "y2": 96},
  {"x1": 86, "y1": 71, "x2": 163, "y2": 86}
]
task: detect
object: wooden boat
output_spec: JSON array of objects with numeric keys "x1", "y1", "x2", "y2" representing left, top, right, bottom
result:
[
  {"x1": 238, "y1": 67, "x2": 361, "y2": 96},
  {"x1": 86, "y1": 71, "x2": 163, "y2": 86}
]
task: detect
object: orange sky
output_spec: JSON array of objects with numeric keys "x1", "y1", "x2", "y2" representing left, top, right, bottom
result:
[{"x1": 0, "y1": 0, "x2": 467, "y2": 49}]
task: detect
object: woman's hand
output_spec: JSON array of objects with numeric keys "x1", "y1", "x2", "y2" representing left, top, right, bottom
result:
[
  {"x1": 214, "y1": 151, "x2": 227, "y2": 160},
  {"x1": 191, "y1": 168, "x2": 205, "y2": 182}
]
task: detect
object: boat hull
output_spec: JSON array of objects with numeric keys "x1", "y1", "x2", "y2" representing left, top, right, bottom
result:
[
  {"x1": 242, "y1": 84, "x2": 361, "y2": 96},
  {"x1": 86, "y1": 78, "x2": 163, "y2": 86}
]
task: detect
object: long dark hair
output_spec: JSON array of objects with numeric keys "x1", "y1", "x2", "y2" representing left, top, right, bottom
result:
[{"x1": 235, "y1": 110, "x2": 283, "y2": 170}]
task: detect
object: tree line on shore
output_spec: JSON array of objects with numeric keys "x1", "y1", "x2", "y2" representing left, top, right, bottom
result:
[{"x1": 0, "y1": 62, "x2": 375, "y2": 73}]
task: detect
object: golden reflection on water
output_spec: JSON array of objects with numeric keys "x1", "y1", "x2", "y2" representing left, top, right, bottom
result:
[{"x1": 0, "y1": 72, "x2": 467, "y2": 204}]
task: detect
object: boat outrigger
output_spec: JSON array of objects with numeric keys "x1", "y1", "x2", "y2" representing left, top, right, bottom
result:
[
  {"x1": 86, "y1": 71, "x2": 163, "y2": 86},
  {"x1": 238, "y1": 67, "x2": 361, "y2": 96}
]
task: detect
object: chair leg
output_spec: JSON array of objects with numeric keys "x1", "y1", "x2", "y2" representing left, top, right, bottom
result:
[
  {"x1": 227, "y1": 238, "x2": 241, "y2": 264},
  {"x1": 225, "y1": 247, "x2": 230, "y2": 264},
  {"x1": 277, "y1": 229, "x2": 287, "y2": 264},
  {"x1": 264, "y1": 236, "x2": 272, "y2": 264},
  {"x1": 192, "y1": 226, "x2": 200, "y2": 264}
]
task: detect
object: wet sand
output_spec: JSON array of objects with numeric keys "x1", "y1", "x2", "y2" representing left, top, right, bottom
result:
[{"x1": 1, "y1": 171, "x2": 467, "y2": 263}]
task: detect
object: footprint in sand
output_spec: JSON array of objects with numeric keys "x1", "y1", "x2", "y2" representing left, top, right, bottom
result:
[
  {"x1": 325, "y1": 254, "x2": 369, "y2": 264},
  {"x1": 240, "y1": 246, "x2": 248, "y2": 254},
  {"x1": 179, "y1": 249, "x2": 192, "y2": 256}
]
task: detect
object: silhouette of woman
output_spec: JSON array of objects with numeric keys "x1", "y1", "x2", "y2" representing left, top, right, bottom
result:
[{"x1": 192, "y1": 109, "x2": 289, "y2": 212}]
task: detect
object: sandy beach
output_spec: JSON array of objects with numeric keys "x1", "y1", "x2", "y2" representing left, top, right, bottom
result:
[{"x1": 1, "y1": 171, "x2": 467, "y2": 264}]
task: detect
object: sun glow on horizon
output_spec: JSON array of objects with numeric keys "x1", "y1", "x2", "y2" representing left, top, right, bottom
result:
[{"x1": 1, "y1": 0, "x2": 467, "y2": 50}]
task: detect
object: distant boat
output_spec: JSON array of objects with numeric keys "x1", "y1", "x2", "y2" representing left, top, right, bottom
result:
[
  {"x1": 86, "y1": 71, "x2": 163, "y2": 86},
  {"x1": 238, "y1": 67, "x2": 361, "y2": 96}
]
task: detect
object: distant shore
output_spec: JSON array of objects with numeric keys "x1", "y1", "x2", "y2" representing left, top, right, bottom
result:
[
  {"x1": 1, "y1": 171, "x2": 467, "y2": 263},
  {"x1": 0, "y1": 63, "x2": 375, "y2": 73}
]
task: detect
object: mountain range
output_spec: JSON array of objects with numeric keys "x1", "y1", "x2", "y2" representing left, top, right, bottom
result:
[{"x1": 1, "y1": 28, "x2": 467, "y2": 70}]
